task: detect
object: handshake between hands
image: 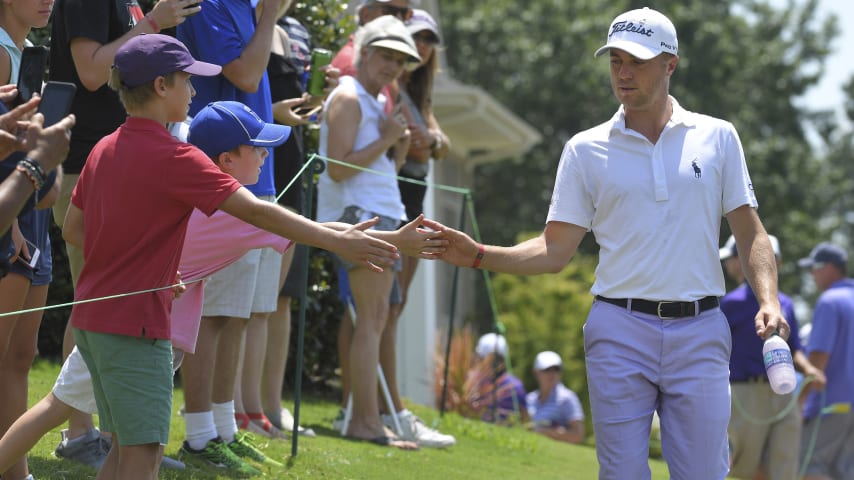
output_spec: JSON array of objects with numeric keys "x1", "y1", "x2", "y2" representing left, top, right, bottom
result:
[{"x1": 331, "y1": 215, "x2": 482, "y2": 273}]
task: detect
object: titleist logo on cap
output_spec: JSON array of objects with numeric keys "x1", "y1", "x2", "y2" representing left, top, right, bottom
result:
[{"x1": 609, "y1": 20, "x2": 654, "y2": 38}]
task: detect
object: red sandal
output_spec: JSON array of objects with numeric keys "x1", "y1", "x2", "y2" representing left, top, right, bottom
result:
[{"x1": 237, "y1": 412, "x2": 287, "y2": 439}]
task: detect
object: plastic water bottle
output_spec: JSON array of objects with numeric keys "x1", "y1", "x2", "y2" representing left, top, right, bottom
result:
[{"x1": 763, "y1": 333, "x2": 796, "y2": 394}]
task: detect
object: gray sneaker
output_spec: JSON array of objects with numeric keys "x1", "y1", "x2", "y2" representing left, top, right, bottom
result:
[
  {"x1": 54, "y1": 428, "x2": 110, "y2": 469},
  {"x1": 160, "y1": 455, "x2": 186, "y2": 470}
]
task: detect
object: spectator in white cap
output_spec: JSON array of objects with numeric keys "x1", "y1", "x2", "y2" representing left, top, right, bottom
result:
[
  {"x1": 720, "y1": 234, "x2": 823, "y2": 480},
  {"x1": 526, "y1": 351, "x2": 585, "y2": 444},
  {"x1": 797, "y1": 242, "x2": 854, "y2": 480},
  {"x1": 467, "y1": 333, "x2": 528, "y2": 424},
  {"x1": 421, "y1": 6, "x2": 788, "y2": 479}
]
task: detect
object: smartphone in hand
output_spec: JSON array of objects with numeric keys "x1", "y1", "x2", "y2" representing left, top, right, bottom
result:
[
  {"x1": 14, "y1": 46, "x2": 48, "y2": 107},
  {"x1": 37, "y1": 81, "x2": 77, "y2": 127},
  {"x1": 16, "y1": 238, "x2": 40, "y2": 270}
]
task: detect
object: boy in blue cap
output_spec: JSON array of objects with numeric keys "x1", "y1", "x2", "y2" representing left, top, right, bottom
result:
[{"x1": 61, "y1": 34, "x2": 412, "y2": 480}]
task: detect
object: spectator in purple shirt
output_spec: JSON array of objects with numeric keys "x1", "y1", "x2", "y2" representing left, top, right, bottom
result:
[
  {"x1": 468, "y1": 333, "x2": 528, "y2": 424},
  {"x1": 720, "y1": 234, "x2": 824, "y2": 480}
]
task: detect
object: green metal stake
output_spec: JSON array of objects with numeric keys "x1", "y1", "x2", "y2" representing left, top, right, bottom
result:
[
  {"x1": 290, "y1": 154, "x2": 324, "y2": 458},
  {"x1": 439, "y1": 194, "x2": 468, "y2": 416}
]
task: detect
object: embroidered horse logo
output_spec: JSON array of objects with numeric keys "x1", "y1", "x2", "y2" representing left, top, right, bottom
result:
[{"x1": 691, "y1": 159, "x2": 701, "y2": 179}]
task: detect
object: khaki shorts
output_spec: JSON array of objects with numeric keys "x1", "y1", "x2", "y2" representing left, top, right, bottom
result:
[
  {"x1": 201, "y1": 195, "x2": 283, "y2": 318},
  {"x1": 728, "y1": 382, "x2": 800, "y2": 479}
]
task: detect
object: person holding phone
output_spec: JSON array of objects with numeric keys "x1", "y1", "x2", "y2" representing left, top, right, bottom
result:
[
  {"x1": 317, "y1": 15, "x2": 419, "y2": 449},
  {"x1": 48, "y1": 0, "x2": 201, "y2": 470},
  {"x1": 0, "y1": 2, "x2": 61, "y2": 479}
]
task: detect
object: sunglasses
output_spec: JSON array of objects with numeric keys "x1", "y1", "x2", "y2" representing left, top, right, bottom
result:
[
  {"x1": 413, "y1": 32, "x2": 439, "y2": 46},
  {"x1": 378, "y1": 4, "x2": 412, "y2": 21}
]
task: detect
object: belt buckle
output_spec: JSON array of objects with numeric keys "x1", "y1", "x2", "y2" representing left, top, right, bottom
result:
[{"x1": 656, "y1": 301, "x2": 677, "y2": 319}]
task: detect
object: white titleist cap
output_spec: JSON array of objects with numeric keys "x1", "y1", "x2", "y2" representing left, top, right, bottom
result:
[{"x1": 594, "y1": 7, "x2": 678, "y2": 60}]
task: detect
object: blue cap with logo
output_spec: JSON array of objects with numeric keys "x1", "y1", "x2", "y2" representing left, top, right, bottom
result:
[
  {"x1": 797, "y1": 242, "x2": 848, "y2": 269},
  {"x1": 188, "y1": 101, "x2": 291, "y2": 159}
]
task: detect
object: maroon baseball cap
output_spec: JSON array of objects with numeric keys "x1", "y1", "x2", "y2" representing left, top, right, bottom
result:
[{"x1": 114, "y1": 34, "x2": 221, "y2": 88}]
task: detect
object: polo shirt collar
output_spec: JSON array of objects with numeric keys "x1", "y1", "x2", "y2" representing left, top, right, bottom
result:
[{"x1": 609, "y1": 96, "x2": 695, "y2": 135}]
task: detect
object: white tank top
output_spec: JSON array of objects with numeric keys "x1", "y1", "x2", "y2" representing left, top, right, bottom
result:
[{"x1": 316, "y1": 76, "x2": 404, "y2": 222}]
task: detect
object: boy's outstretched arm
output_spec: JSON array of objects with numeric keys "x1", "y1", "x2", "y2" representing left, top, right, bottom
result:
[{"x1": 217, "y1": 187, "x2": 398, "y2": 272}]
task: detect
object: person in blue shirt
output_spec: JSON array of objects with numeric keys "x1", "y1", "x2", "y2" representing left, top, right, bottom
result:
[
  {"x1": 525, "y1": 351, "x2": 585, "y2": 444},
  {"x1": 720, "y1": 234, "x2": 824, "y2": 480},
  {"x1": 797, "y1": 242, "x2": 854, "y2": 480}
]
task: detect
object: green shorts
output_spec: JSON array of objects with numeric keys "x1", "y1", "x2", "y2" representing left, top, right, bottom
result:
[{"x1": 74, "y1": 329, "x2": 173, "y2": 446}]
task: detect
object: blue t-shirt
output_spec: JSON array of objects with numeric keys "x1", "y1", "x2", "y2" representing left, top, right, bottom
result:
[
  {"x1": 803, "y1": 278, "x2": 854, "y2": 420},
  {"x1": 526, "y1": 382, "x2": 585, "y2": 428},
  {"x1": 722, "y1": 284, "x2": 801, "y2": 381},
  {"x1": 177, "y1": 0, "x2": 275, "y2": 197}
]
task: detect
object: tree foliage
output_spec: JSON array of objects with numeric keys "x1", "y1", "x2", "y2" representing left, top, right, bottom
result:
[{"x1": 440, "y1": 0, "x2": 847, "y2": 297}]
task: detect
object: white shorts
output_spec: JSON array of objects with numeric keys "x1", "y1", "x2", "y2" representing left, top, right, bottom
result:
[{"x1": 53, "y1": 346, "x2": 98, "y2": 415}]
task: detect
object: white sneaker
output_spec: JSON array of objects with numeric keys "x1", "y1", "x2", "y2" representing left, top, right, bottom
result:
[
  {"x1": 270, "y1": 408, "x2": 316, "y2": 437},
  {"x1": 384, "y1": 410, "x2": 456, "y2": 448}
]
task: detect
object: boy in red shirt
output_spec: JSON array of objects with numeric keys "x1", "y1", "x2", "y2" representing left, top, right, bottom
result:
[{"x1": 62, "y1": 34, "x2": 407, "y2": 480}]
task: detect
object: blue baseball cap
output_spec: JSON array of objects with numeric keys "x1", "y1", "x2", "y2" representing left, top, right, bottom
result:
[
  {"x1": 188, "y1": 101, "x2": 291, "y2": 159},
  {"x1": 798, "y1": 242, "x2": 848, "y2": 269}
]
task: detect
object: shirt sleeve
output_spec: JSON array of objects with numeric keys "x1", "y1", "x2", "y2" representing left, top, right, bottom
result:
[
  {"x1": 161, "y1": 144, "x2": 241, "y2": 216},
  {"x1": 546, "y1": 140, "x2": 593, "y2": 228},
  {"x1": 720, "y1": 123, "x2": 758, "y2": 215}
]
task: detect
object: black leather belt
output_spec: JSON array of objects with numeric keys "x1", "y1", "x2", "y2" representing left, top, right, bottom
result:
[{"x1": 595, "y1": 295, "x2": 719, "y2": 319}]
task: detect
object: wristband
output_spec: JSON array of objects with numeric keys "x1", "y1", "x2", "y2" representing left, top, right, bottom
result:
[
  {"x1": 471, "y1": 243, "x2": 485, "y2": 269},
  {"x1": 17, "y1": 158, "x2": 45, "y2": 191},
  {"x1": 16, "y1": 164, "x2": 40, "y2": 191},
  {"x1": 20, "y1": 156, "x2": 45, "y2": 180},
  {"x1": 146, "y1": 14, "x2": 161, "y2": 33}
]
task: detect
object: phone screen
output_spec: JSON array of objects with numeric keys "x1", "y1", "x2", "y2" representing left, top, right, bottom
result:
[
  {"x1": 16, "y1": 239, "x2": 40, "y2": 270},
  {"x1": 37, "y1": 81, "x2": 77, "y2": 127},
  {"x1": 16, "y1": 46, "x2": 48, "y2": 106}
]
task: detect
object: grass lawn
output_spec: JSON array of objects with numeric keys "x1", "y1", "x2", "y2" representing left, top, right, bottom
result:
[{"x1": 24, "y1": 360, "x2": 671, "y2": 479}]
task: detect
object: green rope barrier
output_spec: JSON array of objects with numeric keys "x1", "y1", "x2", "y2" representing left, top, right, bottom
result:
[{"x1": 0, "y1": 277, "x2": 203, "y2": 318}]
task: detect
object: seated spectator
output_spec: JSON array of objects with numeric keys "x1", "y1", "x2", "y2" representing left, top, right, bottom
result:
[
  {"x1": 526, "y1": 351, "x2": 585, "y2": 444},
  {"x1": 467, "y1": 333, "x2": 528, "y2": 424}
]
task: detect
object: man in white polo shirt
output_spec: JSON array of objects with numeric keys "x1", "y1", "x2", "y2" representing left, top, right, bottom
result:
[{"x1": 423, "y1": 7, "x2": 788, "y2": 480}]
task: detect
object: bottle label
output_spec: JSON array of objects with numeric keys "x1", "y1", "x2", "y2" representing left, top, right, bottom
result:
[{"x1": 764, "y1": 348, "x2": 792, "y2": 368}]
